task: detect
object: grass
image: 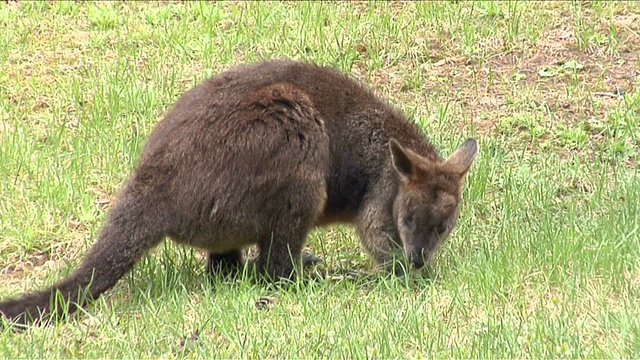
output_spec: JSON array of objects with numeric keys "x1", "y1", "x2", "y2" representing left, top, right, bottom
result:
[{"x1": 1, "y1": 1, "x2": 639, "y2": 358}]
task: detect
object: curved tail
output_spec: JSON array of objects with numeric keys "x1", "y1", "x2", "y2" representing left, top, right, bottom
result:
[{"x1": 0, "y1": 190, "x2": 166, "y2": 326}]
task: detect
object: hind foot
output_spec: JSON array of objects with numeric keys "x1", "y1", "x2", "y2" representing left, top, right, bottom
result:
[{"x1": 207, "y1": 250, "x2": 243, "y2": 280}]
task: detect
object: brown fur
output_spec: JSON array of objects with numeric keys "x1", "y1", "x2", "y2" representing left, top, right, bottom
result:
[{"x1": 0, "y1": 60, "x2": 477, "y2": 326}]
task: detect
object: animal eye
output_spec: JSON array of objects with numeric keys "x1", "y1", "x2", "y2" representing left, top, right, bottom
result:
[
  {"x1": 403, "y1": 213, "x2": 414, "y2": 226},
  {"x1": 435, "y1": 223, "x2": 447, "y2": 234}
]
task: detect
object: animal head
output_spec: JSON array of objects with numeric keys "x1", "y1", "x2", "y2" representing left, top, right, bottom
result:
[{"x1": 389, "y1": 138, "x2": 478, "y2": 270}]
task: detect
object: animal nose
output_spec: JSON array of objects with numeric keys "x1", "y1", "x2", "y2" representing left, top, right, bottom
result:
[{"x1": 407, "y1": 250, "x2": 426, "y2": 270}]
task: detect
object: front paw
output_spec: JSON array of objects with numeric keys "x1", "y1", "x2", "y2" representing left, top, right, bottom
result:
[{"x1": 301, "y1": 251, "x2": 324, "y2": 267}]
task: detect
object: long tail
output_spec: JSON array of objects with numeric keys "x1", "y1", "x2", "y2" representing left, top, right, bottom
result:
[{"x1": 0, "y1": 189, "x2": 166, "y2": 326}]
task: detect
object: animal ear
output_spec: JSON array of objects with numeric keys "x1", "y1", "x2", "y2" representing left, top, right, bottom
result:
[
  {"x1": 389, "y1": 138, "x2": 415, "y2": 181},
  {"x1": 445, "y1": 138, "x2": 478, "y2": 176}
]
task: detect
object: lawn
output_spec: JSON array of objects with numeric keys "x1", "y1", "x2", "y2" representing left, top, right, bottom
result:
[{"x1": 1, "y1": 1, "x2": 639, "y2": 358}]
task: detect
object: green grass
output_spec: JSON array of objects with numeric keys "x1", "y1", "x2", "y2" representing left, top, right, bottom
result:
[{"x1": 1, "y1": 1, "x2": 639, "y2": 358}]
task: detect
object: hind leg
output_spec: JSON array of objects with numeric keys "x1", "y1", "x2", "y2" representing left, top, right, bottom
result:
[
  {"x1": 254, "y1": 192, "x2": 323, "y2": 281},
  {"x1": 207, "y1": 250, "x2": 243, "y2": 279},
  {"x1": 255, "y1": 231, "x2": 307, "y2": 281}
]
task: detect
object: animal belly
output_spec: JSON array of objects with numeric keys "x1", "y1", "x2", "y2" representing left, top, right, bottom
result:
[
  {"x1": 172, "y1": 232, "x2": 255, "y2": 253},
  {"x1": 314, "y1": 210, "x2": 357, "y2": 227}
]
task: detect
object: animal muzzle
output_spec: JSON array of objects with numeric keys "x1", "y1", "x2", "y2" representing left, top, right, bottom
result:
[{"x1": 406, "y1": 248, "x2": 429, "y2": 270}]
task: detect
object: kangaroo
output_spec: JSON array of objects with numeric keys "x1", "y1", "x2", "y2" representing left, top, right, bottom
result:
[{"x1": 0, "y1": 60, "x2": 477, "y2": 326}]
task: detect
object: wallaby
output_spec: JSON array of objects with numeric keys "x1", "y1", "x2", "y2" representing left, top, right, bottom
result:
[{"x1": 0, "y1": 59, "x2": 477, "y2": 326}]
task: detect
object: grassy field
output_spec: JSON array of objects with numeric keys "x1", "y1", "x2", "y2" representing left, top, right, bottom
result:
[{"x1": 1, "y1": 1, "x2": 639, "y2": 358}]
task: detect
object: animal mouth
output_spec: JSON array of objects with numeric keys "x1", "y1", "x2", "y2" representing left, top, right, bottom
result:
[{"x1": 406, "y1": 249, "x2": 427, "y2": 270}]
